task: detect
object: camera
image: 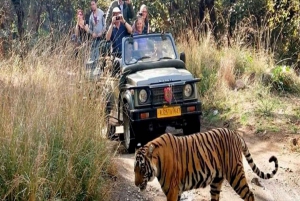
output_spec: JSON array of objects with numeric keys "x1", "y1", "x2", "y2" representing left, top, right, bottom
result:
[{"x1": 116, "y1": 16, "x2": 120, "y2": 20}]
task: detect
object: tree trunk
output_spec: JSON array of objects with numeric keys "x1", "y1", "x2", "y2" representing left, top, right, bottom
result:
[
  {"x1": 11, "y1": 0, "x2": 25, "y2": 39},
  {"x1": 0, "y1": 0, "x2": 14, "y2": 58},
  {"x1": 27, "y1": 0, "x2": 42, "y2": 36}
]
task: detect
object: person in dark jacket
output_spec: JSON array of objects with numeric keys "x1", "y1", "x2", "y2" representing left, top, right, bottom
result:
[
  {"x1": 74, "y1": 9, "x2": 89, "y2": 44},
  {"x1": 105, "y1": 7, "x2": 132, "y2": 58},
  {"x1": 72, "y1": 9, "x2": 90, "y2": 57}
]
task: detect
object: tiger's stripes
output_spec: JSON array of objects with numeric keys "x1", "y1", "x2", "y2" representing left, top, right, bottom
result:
[{"x1": 134, "y1": 127, "x2": 278, "y2": 201}]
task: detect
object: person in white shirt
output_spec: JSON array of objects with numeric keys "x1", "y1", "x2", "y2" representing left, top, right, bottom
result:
[{"x1": 85, "y1": 0, "x2": 106, "y2": 61}]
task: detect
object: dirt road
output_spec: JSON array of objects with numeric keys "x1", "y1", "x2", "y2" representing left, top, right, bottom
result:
[{"x1": 109, "y1": 126, "x2": 300, "y2": 201}]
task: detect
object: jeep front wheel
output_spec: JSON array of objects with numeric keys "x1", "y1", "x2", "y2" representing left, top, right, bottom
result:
[
  {"x1": 183, "y1": 114, "x2": 201, "y2": 135},
  {"x1": 123, "y1": 103, "x2": 137, "y2": 153}
]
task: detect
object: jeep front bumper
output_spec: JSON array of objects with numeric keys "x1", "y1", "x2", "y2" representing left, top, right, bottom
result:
[{"x1": 129, "y1": 101, "x2": 202, "y2": 122}]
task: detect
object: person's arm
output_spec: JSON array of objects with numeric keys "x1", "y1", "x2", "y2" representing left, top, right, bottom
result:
[
  {"x1": 131, "y1": 21, "x2": 136, "y2": 33},
  {"x1": 106, "y1": 22, "x2": 114, "y2": 41},
  {"x1": 75, "y1": 24, "x2": 79, "y2": 37},
  {"x1": 85, "y1": 15, "x2": 94, "y2": 35},
  {"x1": 125, "y1": 21, "x2": 133, "y2": 34},
  {"x1": 121, "y1": 16, "x2": 132, "y2": 34}
]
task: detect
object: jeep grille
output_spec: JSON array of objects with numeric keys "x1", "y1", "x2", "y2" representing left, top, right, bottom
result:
[{"x1": 151, "y1": 85, "x2": 183, "y2": 104}]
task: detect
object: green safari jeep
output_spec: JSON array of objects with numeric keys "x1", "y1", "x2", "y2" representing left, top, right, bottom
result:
[{"x1": 105, "y1": 32, "x2": 202, "y2": 153}]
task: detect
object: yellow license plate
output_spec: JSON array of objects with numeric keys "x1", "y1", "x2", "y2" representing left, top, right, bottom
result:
[{"x1": 157, "y1": 106, "x2": 181, "y2": 118}]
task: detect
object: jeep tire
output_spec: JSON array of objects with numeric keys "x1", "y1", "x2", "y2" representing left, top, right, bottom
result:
[
  {"x1": 122, "y1": 103, "x2": 137, "y2": 153},
  {"x1": 183, "y1": 114, "x2": 201, "y2": 135}
]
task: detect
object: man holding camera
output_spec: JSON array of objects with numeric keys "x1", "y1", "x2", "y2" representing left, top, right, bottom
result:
[
  {"x1": 105, "y1": 7, "x2": 132, "y2": 58},
  {"x1": 105, "y1": 0, "x2": 134, "y2": 30}
]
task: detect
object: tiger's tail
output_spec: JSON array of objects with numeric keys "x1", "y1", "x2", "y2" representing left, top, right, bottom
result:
[{"x1": 241, "y1": 138, "x2": 278, "y2": 179}]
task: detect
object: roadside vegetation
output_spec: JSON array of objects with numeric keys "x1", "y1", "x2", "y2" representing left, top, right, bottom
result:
[
  {"x1": 0, "y1": 37, "x2": 118, "y2": 200},
  {"x1": 178, "y1": 29, "x2": 300, "y2": 137}
]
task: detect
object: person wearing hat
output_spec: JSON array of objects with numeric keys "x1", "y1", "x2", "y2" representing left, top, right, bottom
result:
[
  {"x1": 105, "y1": 0, "x2": 134, "y2": 30},
  {"x1": 105, "y1": 7, "x2": 132, "y2": 58}
]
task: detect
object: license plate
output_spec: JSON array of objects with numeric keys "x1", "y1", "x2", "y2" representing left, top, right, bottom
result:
[{"x1": 157, "y1": 106, "x2": 181, "y2": 118}]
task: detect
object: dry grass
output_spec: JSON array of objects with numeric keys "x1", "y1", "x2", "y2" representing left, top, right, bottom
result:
[
  {"x1": 177, "y1": 30, "x2": 300, "y2": 136},
  {"x1": 0, "y1": 36, "x2": 117, "y2": 200},
  {"x1": 218, "y1": 53, "x2": 236, "y2": 89}
]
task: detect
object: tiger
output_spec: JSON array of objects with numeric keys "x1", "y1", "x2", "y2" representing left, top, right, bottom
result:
[{"x1": 134, "y1": 127, "x2": 278, "y2": 201}]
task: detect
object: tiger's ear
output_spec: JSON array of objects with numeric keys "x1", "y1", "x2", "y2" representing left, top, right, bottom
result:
[{"x1": 147, "y1": 144, "x2": 155, "y2": 158}]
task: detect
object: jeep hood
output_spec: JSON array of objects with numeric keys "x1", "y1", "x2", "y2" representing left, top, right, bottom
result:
[{"x1": 126, "y1": 67, "x2": 194, "y2": 86}]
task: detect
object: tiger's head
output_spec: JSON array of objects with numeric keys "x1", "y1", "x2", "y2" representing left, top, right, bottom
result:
[{"x1": 134, "y1": 143, "x2": 157, "y2": 191}]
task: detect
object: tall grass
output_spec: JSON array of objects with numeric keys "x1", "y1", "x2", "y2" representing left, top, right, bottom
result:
[
  {"x1": 177, "y1": 28, "x2": 300, "y2": 132},
  {"x1": 0, "y1": 36, "x2": 116, "y2": 200}
]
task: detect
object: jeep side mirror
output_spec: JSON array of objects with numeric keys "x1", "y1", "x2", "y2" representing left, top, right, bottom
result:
[{"x1": 180, "y1": 52, "x2": 186, "y2": 63}]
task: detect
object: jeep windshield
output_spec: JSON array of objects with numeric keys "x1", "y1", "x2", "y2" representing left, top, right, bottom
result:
[{"x1": 123, "y1": 34, "x2": 177, "y2": 65}]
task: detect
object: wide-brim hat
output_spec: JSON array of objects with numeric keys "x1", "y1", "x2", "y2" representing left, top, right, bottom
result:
[{"x1": 112, "y1": 7, "x2": 121, "y2": 13}]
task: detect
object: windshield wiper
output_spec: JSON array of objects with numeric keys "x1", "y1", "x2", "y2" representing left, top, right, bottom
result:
[{"x1": 157, "y1": 56, "x2": 172, "y2": 61}]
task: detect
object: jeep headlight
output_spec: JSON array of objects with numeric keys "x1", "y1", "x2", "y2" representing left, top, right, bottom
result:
[
  {"x1": 183, "y1": 84, "x2": 193, "y2": 98},
  {"x1": 138, "y1": 89, "x2": 148, "y2": 103}
]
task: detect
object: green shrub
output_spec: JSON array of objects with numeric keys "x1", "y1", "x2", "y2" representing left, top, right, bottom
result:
[{"x1": 270, "y1": 65, "x2": 300, "y2": 93}]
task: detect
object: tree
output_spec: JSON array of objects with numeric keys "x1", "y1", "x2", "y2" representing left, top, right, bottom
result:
[
  {"x1": 27, "y1": 0, "x2": 42, "y2": 37},
  {"x1": 11, "y1": 0, "x2": 25, "y2": 39},
  {"x1": 0, "y1": 0, "x2": 14, "y2": 58}
]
